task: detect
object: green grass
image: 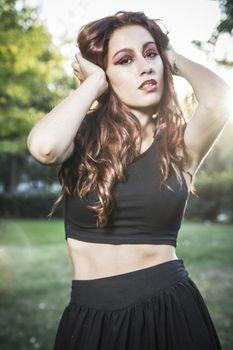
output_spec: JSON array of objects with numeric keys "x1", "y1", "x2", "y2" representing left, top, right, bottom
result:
[{"x1": 0, "y1": 218, "x2": 232, "y2": 350}]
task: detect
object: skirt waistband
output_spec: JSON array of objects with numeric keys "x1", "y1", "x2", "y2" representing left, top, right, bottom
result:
[{"x1": 70, "y1": 258, "x2": 189, "y2": 310}]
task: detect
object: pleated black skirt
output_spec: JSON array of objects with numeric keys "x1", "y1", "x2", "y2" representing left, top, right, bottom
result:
[{"x1": 53, "y1": 258, "x2": 222, "y2": 350}]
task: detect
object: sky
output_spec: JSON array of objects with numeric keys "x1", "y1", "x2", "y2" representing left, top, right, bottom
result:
[{"x1": 25, "y1": 0, "x2": 233, "y2": 104}]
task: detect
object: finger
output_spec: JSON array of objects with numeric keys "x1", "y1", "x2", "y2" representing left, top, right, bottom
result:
[
  {"x1": 73, "y1": 69, "x2": 84, "y2": 81},
  {"x1": 75, "y1": 51, "x2": 83, "y2": 61},
  {"x1": 71, "y1": 61, "x2": 80, "y2": 70},
  {"x1": 73, "y1": 67, "x2": 81, "y2": 76}
]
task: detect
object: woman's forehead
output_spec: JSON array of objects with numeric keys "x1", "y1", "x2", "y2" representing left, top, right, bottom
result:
[{"x1": 108, "y1": 25, "x2": 156, "y2": 55}]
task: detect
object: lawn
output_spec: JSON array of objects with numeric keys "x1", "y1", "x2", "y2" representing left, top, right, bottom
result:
[{"x1": 0, "y1": 219, "x2": 232, "y2": 350}]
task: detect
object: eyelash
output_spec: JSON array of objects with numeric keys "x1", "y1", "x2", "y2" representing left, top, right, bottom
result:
[{"x1": 118, "y1": 51, "x2": 158, "y2": 65}]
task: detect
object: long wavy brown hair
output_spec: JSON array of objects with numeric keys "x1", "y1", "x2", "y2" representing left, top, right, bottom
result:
[{"x1": 49, "y1": 10, "x2": 196, "y2": 226}]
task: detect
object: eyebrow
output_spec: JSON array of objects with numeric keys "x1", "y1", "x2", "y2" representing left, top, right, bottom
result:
[{"x1": 112, "y1": 41, "x2": 157, "y2": 59}]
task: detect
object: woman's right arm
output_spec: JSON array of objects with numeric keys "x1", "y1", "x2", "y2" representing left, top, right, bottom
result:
[{"x1": 27, "y1": 53, "x2": 108, "y2": 165}]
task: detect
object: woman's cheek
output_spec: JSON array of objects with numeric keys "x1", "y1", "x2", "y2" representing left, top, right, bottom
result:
[{"x1": 112, "y1": 80, "x2": 127, "y2": 96}]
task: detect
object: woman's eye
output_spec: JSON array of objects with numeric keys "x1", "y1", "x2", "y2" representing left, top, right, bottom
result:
[
  {"x1": 118, "y1": 51, "x2": 158, "y2": 65},
  {"x1": 119, "y1": 57, "x2": 133, "y2": 65},
  {"x1": 145, "y1": 51, "x2": 158, "y2": 58}
]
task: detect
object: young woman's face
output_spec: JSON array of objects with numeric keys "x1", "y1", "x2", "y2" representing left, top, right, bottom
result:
[{"x1": 106, "y1": 25, "x2": 164, "y2": 114}]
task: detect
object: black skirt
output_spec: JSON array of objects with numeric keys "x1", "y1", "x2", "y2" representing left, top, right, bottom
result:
[{"x1": 53, "y1": 259, "x2": 222, "y2": 350}]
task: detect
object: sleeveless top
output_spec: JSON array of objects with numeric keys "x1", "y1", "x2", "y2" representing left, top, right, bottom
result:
[{"x1": 64, "y1": 129, "x2": 189, "y2": 247}]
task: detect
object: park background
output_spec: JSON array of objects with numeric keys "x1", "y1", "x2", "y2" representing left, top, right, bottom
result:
[{"x1": 0, "y1": 0, "x2": 233, "y2": 349}]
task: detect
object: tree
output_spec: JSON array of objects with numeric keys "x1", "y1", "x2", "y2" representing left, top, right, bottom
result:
[
  {"x1": 191, "y1": 0, "x2": 233, "y2": 67},
  {"x1": 0, "y1": 0, "x2": 75, "y2": 192}
]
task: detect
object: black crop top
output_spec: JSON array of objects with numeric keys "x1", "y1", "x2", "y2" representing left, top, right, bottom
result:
[{"x1": 64, "y1": 130, "x2": 189, "y2": 247}]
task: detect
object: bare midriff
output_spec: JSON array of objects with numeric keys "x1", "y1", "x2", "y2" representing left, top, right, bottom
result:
[
  {"x1": 67, "y1": 240, "x2": 179, "y2": 280},
  {"x1": 67, "y1": 171, "x2": 191, "y2": 281}
]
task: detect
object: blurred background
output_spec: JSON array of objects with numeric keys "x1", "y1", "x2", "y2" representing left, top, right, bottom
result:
[{"x1": 0, "y1": 0, "x2": 232, "y2": 349}]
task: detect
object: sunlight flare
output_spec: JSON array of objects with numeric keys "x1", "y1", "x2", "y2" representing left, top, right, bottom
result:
[{"x1": 226, "y1": 87, "x2": 233, "y2": 123}]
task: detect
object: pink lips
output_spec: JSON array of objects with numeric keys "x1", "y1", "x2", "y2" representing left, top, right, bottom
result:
[{"x1": 138, "y1": 79, "x2": 157, "y2": 90}]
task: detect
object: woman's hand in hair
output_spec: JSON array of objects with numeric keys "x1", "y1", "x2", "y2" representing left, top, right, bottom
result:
[
  {"x1": 165, "y1": 43, "x2": 180, "y2": 76},
  {"x1": 71, "y1": 52, "x2": 109, "y2": 95}
]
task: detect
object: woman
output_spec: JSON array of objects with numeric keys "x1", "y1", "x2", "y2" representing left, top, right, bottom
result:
[{"x1": 27, "y1": 11, "x2": 230, "y2": 350}]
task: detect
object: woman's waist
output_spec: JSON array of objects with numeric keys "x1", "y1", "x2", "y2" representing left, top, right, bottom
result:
[{"x1": 67, "y1": 238, "x2": 178, "y2": 280}]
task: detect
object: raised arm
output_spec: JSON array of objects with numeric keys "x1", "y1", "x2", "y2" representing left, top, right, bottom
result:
[
  {"x1": 27, "y1": 53, "x2": 108, "y2": 165},
  {"x1": 166, "y1": 45, "x2": 231, "y2": 176}
]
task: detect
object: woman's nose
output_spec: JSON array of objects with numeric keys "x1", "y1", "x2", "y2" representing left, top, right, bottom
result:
[{"x1": 138, "y1": 56, "x2": 153, "y2": 75}]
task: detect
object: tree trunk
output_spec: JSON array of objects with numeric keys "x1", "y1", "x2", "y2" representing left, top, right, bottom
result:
[{"x1": 4, "y1": 154, "x2": 17, "y2": 193}]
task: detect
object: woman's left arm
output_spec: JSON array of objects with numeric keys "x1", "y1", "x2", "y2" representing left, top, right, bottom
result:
[{"x1": 167, "y1": 45, "x2": 231, "y2": 175}]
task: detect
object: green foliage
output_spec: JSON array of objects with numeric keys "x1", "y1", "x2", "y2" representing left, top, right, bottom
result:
[
  {"x1": 217, "y1": 0, "x2": 233, "y2": 35},
  {"x1": 186, "y1": 171, "x2": 233, "y2": 222},
  {"x1": 191, "y1": 0, "x2": 233, "y2": 66},
  {"x1": 0, "y1": 190, "x2": 64, "y2": 218},
  {"x1": 0, "y1": 0, "x2": 75, "y2": 155},
  {"x1": 0, "y1": 0, "x2": 76, "y2": 193}
]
